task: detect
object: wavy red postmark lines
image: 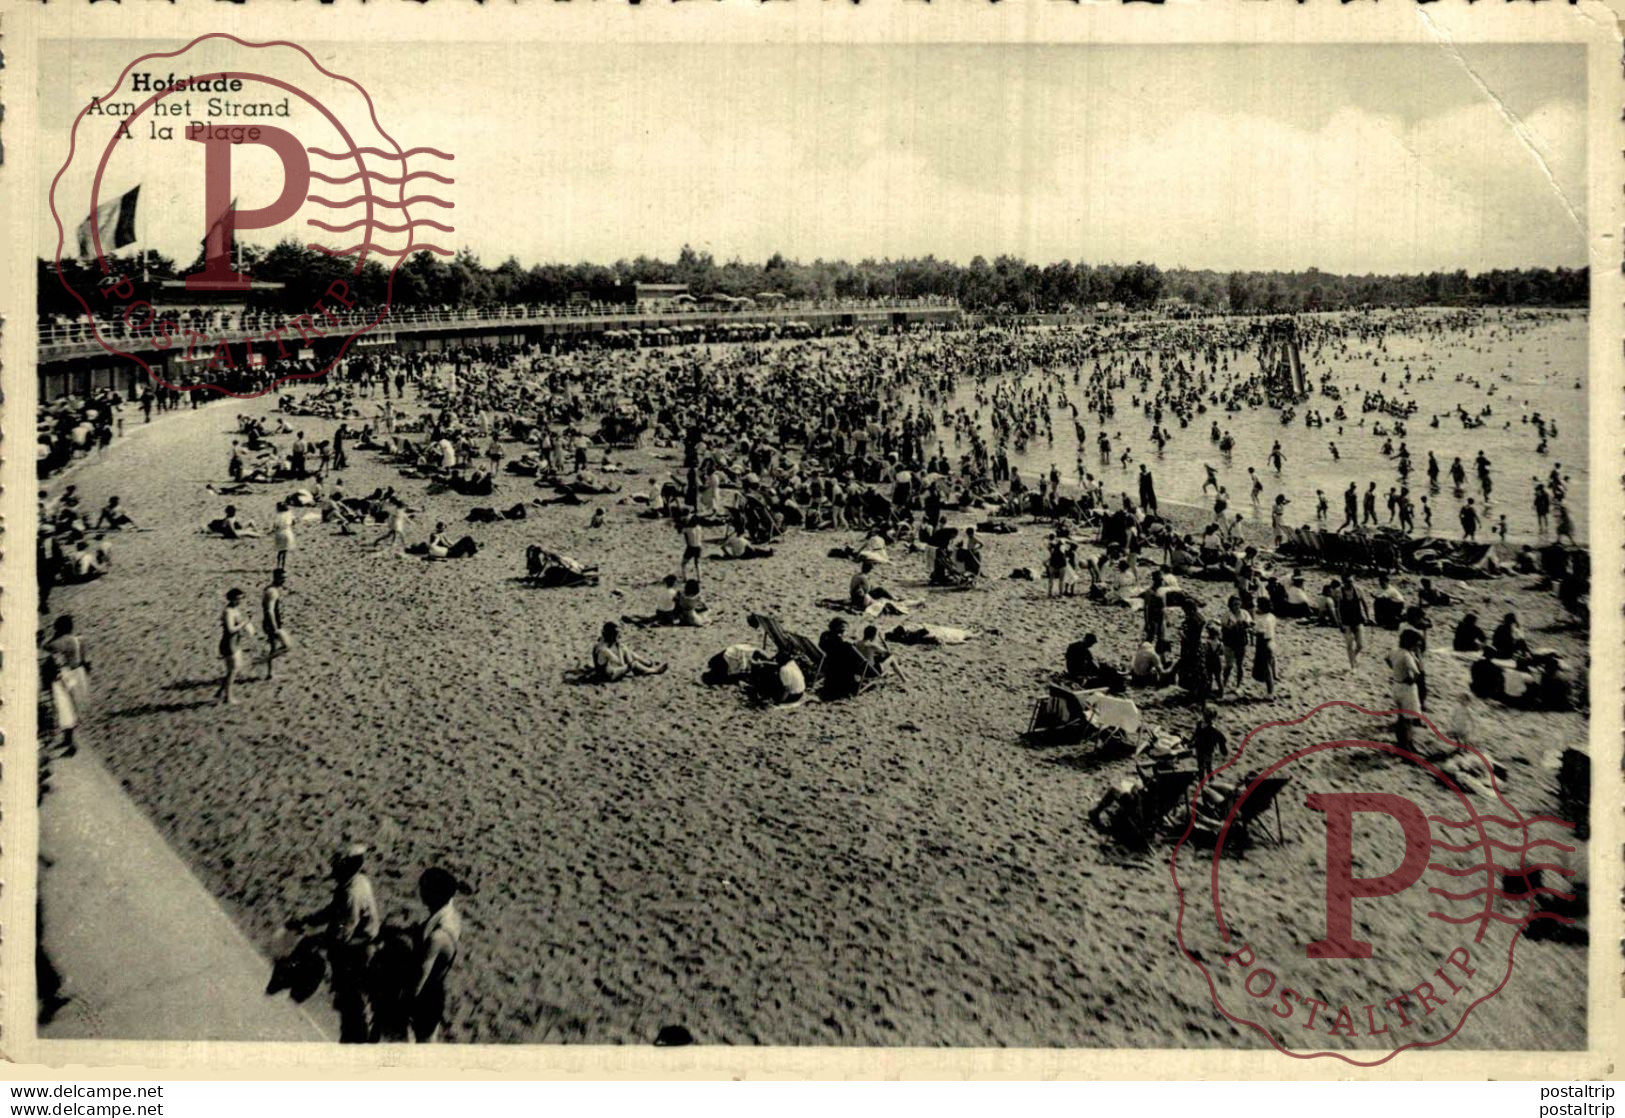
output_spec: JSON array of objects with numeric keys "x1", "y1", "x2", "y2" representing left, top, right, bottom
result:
[
  {"x1": 1170, "y1": 700, "x2": 1576, "y2": 1066},
  {"x1": 49, "y1": 34, "x2": 456, "y2": 398}
]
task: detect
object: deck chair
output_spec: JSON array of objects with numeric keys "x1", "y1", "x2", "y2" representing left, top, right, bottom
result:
[
  {"x1": 1025, "y1": 684, "x2": 1090, "y2": 742},
  {"x1": 1024, "y1": 684, "x2": 1130, "y2": 749},
  {"x1": 853, "y1": 653, "x2": 899, "y2": 696},
  {"x1": 1231, "y1": 776, "x2": 1290, "y2": 845},
  {"x1": 748, "y1": 612, "x2": 825, "y2": 683},
  {"x1": 1103, "y1": 769, "x2": 1199, "y2": 847},
  {"x1": 1191, "y1": 775, "x2": 1292, "y2": 848},
  {"x1": 1083, "y1": 690, "x2": 1143, "y2": 738}
]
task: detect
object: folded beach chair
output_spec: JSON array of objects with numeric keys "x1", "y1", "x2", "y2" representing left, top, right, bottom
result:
[{"x1": 1369, "y1": 538, "x2": 1401, "y2": 572}]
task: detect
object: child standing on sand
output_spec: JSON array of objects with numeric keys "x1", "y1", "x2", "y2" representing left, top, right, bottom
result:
[{"x1": 679, "y1": 515, "x2": 703, "y2": 581}]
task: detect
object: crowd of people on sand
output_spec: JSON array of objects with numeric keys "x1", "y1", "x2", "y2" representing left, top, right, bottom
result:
[{"x1": 35, "y1": 303, "x2": 1592, "y2": 1037}]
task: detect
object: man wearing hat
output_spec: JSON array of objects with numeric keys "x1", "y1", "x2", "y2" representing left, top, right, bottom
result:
[{"x1": 290, "y1": 843, "x2": 380, "y2": 1042}]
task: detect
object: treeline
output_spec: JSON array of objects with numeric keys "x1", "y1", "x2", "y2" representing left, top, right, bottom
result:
[{"x1": 39, "y1": 242, "x2": 1588, "y2": 318}]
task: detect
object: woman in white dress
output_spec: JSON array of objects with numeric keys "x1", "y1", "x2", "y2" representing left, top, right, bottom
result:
[
  {"x1": 1388, "y1": 628, "x2": 1424, "y2": 749},
  {"x1": 272, "y1": 500, "x2": 297, "y2": 572},
  {"x1": 45, "y1": 614, "x2": 90, "y2": 753}
]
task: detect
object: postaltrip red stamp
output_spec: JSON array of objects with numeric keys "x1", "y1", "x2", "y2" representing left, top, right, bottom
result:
[{"x1": 1171, "y1": 699, "x2": 1580, "y2": 1066}]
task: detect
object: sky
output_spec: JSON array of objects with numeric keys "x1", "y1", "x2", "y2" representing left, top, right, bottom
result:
[{"x1": 40, "y1": 40, "x2": 1587, "y2": 275}]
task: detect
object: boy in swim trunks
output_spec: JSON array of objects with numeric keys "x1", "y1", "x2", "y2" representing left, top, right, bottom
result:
[{"x1": 262, "y1": 570, "x2": 291, "y2": 678}]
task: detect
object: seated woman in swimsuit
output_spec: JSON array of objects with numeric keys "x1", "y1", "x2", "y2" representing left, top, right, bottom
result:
[
  {"x1": 719, "y1": 524, "x2": 774, "y2": 560},
  {"x1": 848, "y1": 561, "x2": 896, "y2": 613},
  {"x1": 676, "y1": 578, "x2": 710, "y2": 627},
  {"x1": 1129, "y1": 641, "x2": 1177, "y2": 687},
  {"x1": 425, "y1": 522, "x2": 452, "y2": 560},
  {"x1": 591, "y1": 622, "x2": 667, "y2": 681},
  {"x1": 95, "y1": 496, "x2": 137, "y2": 530},
  {"x1": 853, "y1": 624, "x2": 892, "y2": 670}
]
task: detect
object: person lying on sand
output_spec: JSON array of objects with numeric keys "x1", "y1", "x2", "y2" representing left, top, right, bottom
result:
[
  {"x1": 564, "y1": 472, "x2": 621, "y2": 496},
  {"x1": 1418, "y1": 577, "x2": 1456, "y2": 607},
  {"x1": 533, "y1": 488, "x2": 586, "y2": 506},
  {"x1": 206, "y1": 504, "x2": 260, "y2": 539},
  {"x1": 885, "y1": 623, "x2": 975, "y2": 646},
  {"x1": 524, "y1": 545, "x2": 600, "y2": 588},
  {"x1": 591, "y1": 622, "x2": 668, "y2": 681}
]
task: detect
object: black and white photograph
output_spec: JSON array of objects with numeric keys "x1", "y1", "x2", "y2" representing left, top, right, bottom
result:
[{"x1": 10, "y1": 18, "x2": 1612, "y2": 1078}]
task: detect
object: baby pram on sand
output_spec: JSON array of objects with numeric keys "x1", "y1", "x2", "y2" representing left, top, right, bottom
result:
[{"x1": 524, "y1": 545, "x2": 599, "y2": 588}]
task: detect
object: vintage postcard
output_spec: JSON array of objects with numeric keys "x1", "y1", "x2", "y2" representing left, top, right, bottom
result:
[{"x1": 0, "y1": 0, "x2": 1618, "y2": 1079}]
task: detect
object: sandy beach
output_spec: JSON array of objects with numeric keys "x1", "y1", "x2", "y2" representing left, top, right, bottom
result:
[{"x1": 40, "y1": 380, "x2": 1588, "y2": 1048}]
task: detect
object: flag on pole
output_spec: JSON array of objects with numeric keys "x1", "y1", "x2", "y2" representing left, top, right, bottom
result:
[
  {"x1": 76, "y1": 185, "x2": 140, "y2": 259},
  {"x1": 200, "y1": 196, "x2": 238, "y2": 269}
]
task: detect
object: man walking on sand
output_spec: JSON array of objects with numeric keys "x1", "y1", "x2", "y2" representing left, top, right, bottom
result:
[{"x1": 262, "y1": 570, "x2": 292, "y2": 679}]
